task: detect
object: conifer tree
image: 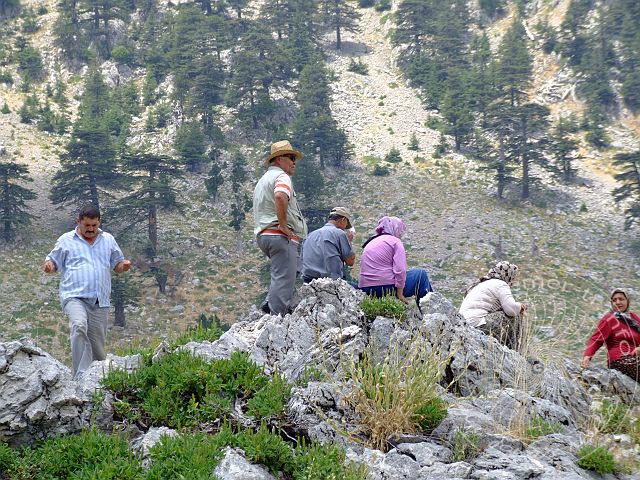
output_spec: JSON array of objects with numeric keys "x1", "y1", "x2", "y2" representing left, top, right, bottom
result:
[
  {"x1": 469, "y1": 32, "x2": 496, "y2": 124},
  {"x1": 115, "y1": 150, "x2": 184, "y2": 256},
  {"x1": 0, "y1": 161, "x2": 36, "y2": 242},
  {"x1": 227, "y1": 152, "x2": 251, "y2": 231},
  {"x1": 174, "y1": 122, "x2": 206, "y2": 171},
  {"x1": 283, "y1": 0, "x2": 324, "y2": 73},
  {"x1": 111, "y1": 274, "x2": 141, "y2": 326},
  {"x1": 77, "y1": 0, "x2": 131, "y2": 57},
  {"x1": 549, "y1": 116, "x2": 581, "y2": 182},
  {"x1": 260, "y1": 0, "x2": 291, "y2": 40},
  {"x1": 512, "y1": 102, "x2": 550, "y2": 199},
  {"x1": 440, "y1": 68, "x2": 473, "y2": 150},
  {"x1": 0, "y1": 0, "x2": 20, "y2": 18},
  {"x1": 612, "y1": 150, "x2": 640, "y2": 229},
  {"x1": 54, "y1": 0, "x2": 87, "y2": 62},
  {"x1": 483, "y1": 103, "x2": 519, "y2": 199},
  {"x1": 205, "y1": 160, "x2": 224, "y2": 201},
  {"x1": 320, "y1": 0, "x2": 361, "y2": 50},
  {"x1": 495, "y1": 19, "x2": 532, "y2": 107}
]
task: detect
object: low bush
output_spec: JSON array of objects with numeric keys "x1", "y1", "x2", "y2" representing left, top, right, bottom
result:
[
  {"x1": 576, "y1": 444, "x2": 617, "y2": 475},
  {"x1": 294, "y1": 440, "x2": 368, "y2": 480},
  {"x1": 374, "y1": 0, "x2": 391, "y2": 12},
  {"x1": 413, "y1": 397, "x2": 448, "y2": 432},
  {"x1": 102, "y1": 349, "x2": 291, "y2": 428},
  {"x1": 112, "y1": 45, "x2": 133, "y2": 64},
  {"x1": 0, "y1": 70, "x2": 13, "y2": 85},
  {"x1": 347, "y1": 58, "x2": 369, "y2": 75},
  {"x1": 360, "y1": 295, "x2": 406, "y2": 321},
  {"x1": 372, "y1": 164, "x2": 390, "y2": 176},
  {"x1": 384, "y1": 147, "x2": 402, "y2": 163}
]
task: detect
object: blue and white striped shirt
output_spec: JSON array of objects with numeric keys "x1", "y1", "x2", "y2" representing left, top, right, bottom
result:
[{"x1": 46, "y1": 228, "x2": 125, "y2": 308}]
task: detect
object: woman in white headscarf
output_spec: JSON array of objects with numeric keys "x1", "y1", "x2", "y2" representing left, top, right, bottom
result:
[{"x1": 459, "y1": 261, "x2": 527, "y2": 350}]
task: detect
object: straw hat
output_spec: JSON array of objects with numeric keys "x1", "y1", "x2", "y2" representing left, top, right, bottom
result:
[
  {"x1": 264, "y1": 140, "x2": 304, "y2": 166},
  {"x1": 330, "y1": 207, "x2": 352, "y2": 229}
]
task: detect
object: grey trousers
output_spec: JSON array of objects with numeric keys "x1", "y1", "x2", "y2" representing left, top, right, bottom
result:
[
  {"x1": 257, "y1": 235, "x2": 300, "y2": 316},
  {"x1": 63, "y1": 298, "x2": 108, "y2": 380}
]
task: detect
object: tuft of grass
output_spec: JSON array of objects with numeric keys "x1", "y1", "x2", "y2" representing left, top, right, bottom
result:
[
  {"x1": 576, "y1": 444, "x2": 617, "y2": 475},
  {"x1": 360, "y1": 295, "x2": 406, "y2": 321},
  {"x1": 343, "y1": 331, "x2": 449, "y2": 451},
  {"x1": 413, "y1": 397, "x2": 448, "y2": 432},
  {"x1": 452, "y1": 427, "x2": 480, "y2": 462},
  {"x1": 599, "y1": 399, "x2": 631, "y2": 434},
  {"x1": 525, "y1": 416, "x2": 563, "y2": 439}
]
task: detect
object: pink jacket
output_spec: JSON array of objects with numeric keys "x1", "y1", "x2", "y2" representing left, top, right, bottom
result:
[{"x1": 358, "y1": 235, "x2": 407, "y2": 289}]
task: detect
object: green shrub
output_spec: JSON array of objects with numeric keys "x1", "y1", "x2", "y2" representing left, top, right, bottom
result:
[
  {"x1": 102, "y1": 349, "x2": 290, "y2": 428},
  {"x1": 408, "y1": 133, "x2": 419, "y2": 151},
  {"x1": 246, "y1": 372, "x2": 292, "y2": 421},
  {"x1": 358, "y1": 0, "x2": 375, "y2": 7},
  {"x1": 294, "y1": 440, "x2": 368, "y2": 480},
  {"x1": 238, "y1": 423, "x2": 296, "y2": 475},
  {"x1": 111, "y1": 45, "x2": 133, "y2": 64},
  {"x1": 2, "y1": 429, "x2": 143, "y2": 479},
  {"x1": 1, "y1": 102, "x2": 9, "y2": 114},
  {"x1": 452, "y1": 427, "x2": 480, "y2": 462},
  {"x1": 17, "y1": 45, "x2": 43, "y2": 84},
  {"x1": 413, "y1": 397, "x2": 448, "y2": 432},
  {"x1": 525, "y1": 416, "x2": 563, "y2": 439},
  {"x1": 360, "y1": 295, "x2": 406, "y2": 321},
  {"x1": 576, "y1": 445, "x2": 617, "y2": 475},
  {"x1": 0, "y1": 442, "x2": 18, "y2": 472},
  {"x1": 599, "y1": 399, "x2": 630, "y2": 434},
  {"x1": 384, "y1": 147, "x2": 402, "y2": 163},
  {"x1": 372, "y1": 164, "x2": 390, "y2": 176},
  {"x1": 172, "y1": 313, "x2": 229, "y2": 347},
  {"x1": 0, "y1": 70, "x2": 13, "y2": 85},
  {"x1": 347, "y1": 58, "x2": 369, "y2": 75},
  {"x1": 374, "y1": 0, "x2": 391, "y2": 12}
]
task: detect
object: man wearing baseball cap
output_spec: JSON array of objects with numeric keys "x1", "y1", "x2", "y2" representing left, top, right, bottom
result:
[
  {"x1": 301, "y1": 207, "x2": 356, "y2": 284},
  {"x1": 253, "y1": 140, "x2": 308, "y2": 316}
]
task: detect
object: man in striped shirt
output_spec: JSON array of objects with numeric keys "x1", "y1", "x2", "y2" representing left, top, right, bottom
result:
[
  {"x1": 43, "y1": 206, "x2": 131, "y2": 379},
  {"x1": 253, "y1": 140, "x2": 308, "y2": 316}
]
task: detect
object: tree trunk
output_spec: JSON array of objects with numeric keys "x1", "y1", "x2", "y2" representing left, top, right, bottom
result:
[
  {"x1": 336, "y1": 26, "x2": 341, "y2": 50},
  {"x1": 148, "y1": 203, "x2": 158, "y2": 255},
  {"x1": 497, "y1": 135, "x2": 506, "y2": 199},
  {"x1": 521, "y1": 115, "x2": 530, "y2": 200},
  {"x1": 113, "y1": 301, "x2": 125, "y2": 326},
  {"x1": 88, "y1": 173, "x2": 100, "y2": 211}
]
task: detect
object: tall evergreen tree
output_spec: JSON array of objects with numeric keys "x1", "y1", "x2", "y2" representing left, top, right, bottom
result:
[
  {"x1": 174, "y1": 122, "x2": 206, "y2": 171},
  {"x1": 0, "y1": 161, "x2": 36, "y2": 242},
  {"x1": 549, "y1": 116, "x2": 581, "y2": 182},
  {"x1": 283, "y1": 0, "x2": 324, "y2": 73},
  {"x1": 483, "y1": 102, "x2": 519, "y2": 199},
  {"x1": 77, "y1": 0, "x2": 131, "y2": 57},
  {"x1": 260, "y1": 0, "x2": 291, "y2": 40},
  {"x1": 440, "y1": 68, "x2": 474, "y2": 151},
  {"x1": 115, "y1": 150, "x2": 184, "y2": 256},
  {"x1": 468, "y1": 32, "x2": 496, "y2": 124},
  {"x1": 320, "y1": 0, "x2": 361, "y2": 50},
  {"x1": 226, "y1": 22, "x2": 284, "y2": 128},
  {"x1": 512, "y1": 102, "x2": 550, "y2": 199},
  {"x1": 495, "y1": 19, "x2": 532, "y2": 107},
  {"x1": 111, "y1": 274, "x2": 141, "y2": 326},
  {"x1": 227, "y1": 152, "x2": 251, "y2": 231},
  {"x1": 612, "y1": 150, "x2": 640, "y2": 229}
]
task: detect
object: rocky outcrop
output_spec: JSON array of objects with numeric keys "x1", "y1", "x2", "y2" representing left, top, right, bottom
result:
[
  {"x1": 0, "y1": 339, "x2": 137, "y2": 446},
  {"x1": 1, "y1": 280, "x2": 638, "y2": 479}
]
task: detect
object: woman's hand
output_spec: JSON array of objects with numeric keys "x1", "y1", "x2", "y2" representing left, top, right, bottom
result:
[
  {"x1": 580, "y1": 356, "x2": 591, "y2": 369},
  {"x1": 396, "y1": 289, "x2": 409, "y2": 305},
  {"x1": 632, "y1": 346, "x2": 640, "y2": 356}
]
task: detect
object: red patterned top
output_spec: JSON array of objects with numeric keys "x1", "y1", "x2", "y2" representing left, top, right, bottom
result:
[{"x1": 584, "y1": 311, "x2": 640, "y2": 362}]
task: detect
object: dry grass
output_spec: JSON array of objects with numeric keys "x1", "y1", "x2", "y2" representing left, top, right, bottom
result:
[{"x1": 341, "y1": 330, "x2": 451, "y2": 451}]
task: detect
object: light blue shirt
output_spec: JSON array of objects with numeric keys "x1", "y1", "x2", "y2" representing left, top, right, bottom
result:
[{"x1": 46, "y1": 228, "x2": 125, "y2": 308}]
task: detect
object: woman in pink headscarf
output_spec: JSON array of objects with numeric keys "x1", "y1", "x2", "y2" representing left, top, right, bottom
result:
[{"x1": 358, "y1": 216, "x2": 432, "y2": 306}]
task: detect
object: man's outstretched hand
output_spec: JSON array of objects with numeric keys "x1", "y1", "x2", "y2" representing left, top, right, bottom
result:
[
  {"x1": 114, "y1": 260, "x2": 132, "y2": 273},
  {"x1": 43, "y1": 260, "x2": 56, "y2": 273}
]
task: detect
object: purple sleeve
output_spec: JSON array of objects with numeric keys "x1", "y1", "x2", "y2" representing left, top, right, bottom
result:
[{"x1": 392, "y1": 240, "x2": 407, "y2": 289}]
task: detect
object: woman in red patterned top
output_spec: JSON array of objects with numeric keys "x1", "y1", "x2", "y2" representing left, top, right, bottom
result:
[{"x1": 581, "y1": 288, "x2": 640, "y2": 382}]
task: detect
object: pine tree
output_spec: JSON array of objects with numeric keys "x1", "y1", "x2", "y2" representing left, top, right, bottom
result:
[
  {"x1": 495, "y1": 19, "x2": 532, "y2": 107},
  {"x1": 226, "y1": 22, "x2": 284, "y2": 128},
  {"x1": 227, "y1": 152, "x2": 251, "y2": 231},
  {"x1": 77, "y1": 0, "x2": 131, "y2": 57},
  {"x1": 612, "y1": 150, "x2": 640, "y2": 229},
  {"x1": 549, "y1": 116, "x2": 582, "y2": 182},
  {"x1": 54, "y1": 0, "x2": 88, "y2": 62},
  {"x1": 205, "y1": 160, "x2": 224, "y2": 201},
  {"x1": 50, "y1": 125, "x2": 118, "y2": 210},
  {"x1": 469, "y1": 32, "x2": 496, "y2": 124},
  {"x1": 111, "y1": 274, "x2": 141, "y2": 327},
  {"x1": 174, "y1": 122, "x2": 206, "y2": 171},
  {"x1": 482, "y1": 103, "x2": 519, "y2": 199},
  {"x1": 260, "y1": 0, "x2": 291, "y2": 40},
  {"x1": 0, "y1": 161, "x2": 36, "y2": 242},
  {"x1": 512, "y1": 102, "x2": 550, "y2": 199},
  {"x1": 115, "y1": 150, "x2": 184, "y2": 256},
  {"x1": 283, "y1": 0, "x2": 324, "y2": 73},
  {"x1": 440, "y1": 68, "x2": 474, "y2": 151},
  {"x1": 188, "y1": 54, "x2": 225, "y2": 127},
  {"x1": 320, "y1": 0, "x2": 361, "y2": 50}
]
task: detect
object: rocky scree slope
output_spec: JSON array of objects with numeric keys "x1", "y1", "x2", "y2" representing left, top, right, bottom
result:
[{"x1": 1, "y1": 279, "x2": 639, "y2": 479}]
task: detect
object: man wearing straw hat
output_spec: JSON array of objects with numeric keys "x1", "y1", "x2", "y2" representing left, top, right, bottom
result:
[{"x1": 253, "y1": 140, "x2": 308, "y2": 316}]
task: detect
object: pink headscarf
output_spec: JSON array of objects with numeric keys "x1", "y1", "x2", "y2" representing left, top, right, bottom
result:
[{"x1": 375, "y1": 216, "x2": 406, "y2": 239}]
